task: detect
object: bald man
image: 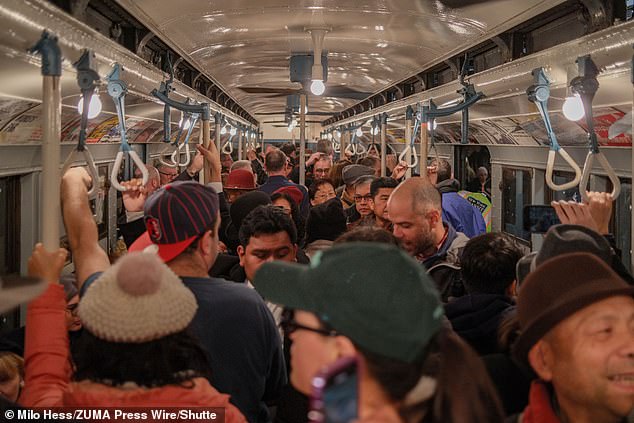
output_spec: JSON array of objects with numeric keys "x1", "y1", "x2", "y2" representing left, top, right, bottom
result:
[{"x1": 387, "y1": 177, "x2": 469, "y2": 301}]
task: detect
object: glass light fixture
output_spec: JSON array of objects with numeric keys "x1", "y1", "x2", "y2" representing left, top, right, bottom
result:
[
  {"x1": 562, "y1": 93, "x2": 585, "y2": 121},
  {"x1": 371, "y1": 126, "x2": 379, "y2": 136},
  {"x1": 426, "y1": 119, "x2": 438, "y2": 131},
  {"x1": 230, "y1": 126, "x2": 237, "y2": 136},
  {"x1": 77, "y1": 91, "x2": 102, "y2": 119},
  {"x1": 220, "y1": 125, "x2": 228, "y2": 135},
  {"x1": 310, "y1": 79, "x2": 325, "y2": 96},
  {"x1": 356, "y1": 127, "x2": 363, "y2": 137}
]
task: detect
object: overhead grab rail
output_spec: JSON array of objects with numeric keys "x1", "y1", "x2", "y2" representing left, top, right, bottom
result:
[
  {"x1": 107, "y1": 63, "x2": 149, "y2": 192},
  {"x1": 397, "y1": 66, "x2": 484, "y2": 170},
  {"x1": 158, "y1": 99, "x2": 197, "y2": 168},
  {"x1": 151, "y1": 81, "x2": 212, "y2": 170},
  {"x1": 399, "y1": 105, "x2": 421, "y2": 168},
  {"x1": 572, "y1": 55, "x2": 621, "y2": 201},
  {"x1": 526, "y1": 68, "x2": 582, "y2": 191},
  {"x1": 170, "y1": 110, "x2": 198, "y2": 168},
  {"x1": 61, "y1": 50, "x2": 101, "y2": 203},
  {"x1": 344, "y1": 124, "x2": 367, "y2": 156}
]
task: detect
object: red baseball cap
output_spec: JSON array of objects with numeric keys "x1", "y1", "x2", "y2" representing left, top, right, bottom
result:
[
  {"x1": 225, "y1": 169, "x2": 256, "y2": 190},
  {"x1": 129, "y1": 181, "x2": 219, "y2": 262}
]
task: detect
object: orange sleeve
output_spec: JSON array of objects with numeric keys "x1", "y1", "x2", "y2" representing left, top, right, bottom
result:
[{"x1": 20, "y1": 284, "x2": 71, "y2": 407}]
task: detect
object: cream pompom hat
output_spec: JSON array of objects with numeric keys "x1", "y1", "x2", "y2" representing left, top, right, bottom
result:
[{"x1": 78, "y1": 252, "x2": 197, "y2": 343}]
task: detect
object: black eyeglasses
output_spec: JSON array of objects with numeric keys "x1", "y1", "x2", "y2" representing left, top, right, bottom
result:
[{"x1": 280, "y1": 309, "x2": 338, "y2": 337}]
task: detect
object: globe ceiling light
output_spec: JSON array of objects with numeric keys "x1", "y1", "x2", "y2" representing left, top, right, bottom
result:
[
  {"x1": 77, "y1": 90, "x2": 102, "y2": 119},
  {"x1": 562, "y1": 93, "x2": 585, "y2": 121}
]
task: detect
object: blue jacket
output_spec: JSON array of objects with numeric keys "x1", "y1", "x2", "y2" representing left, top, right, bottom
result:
[
  {"x1": 437, "y1": 179, "x2": 486, "y2": 238},
  {"x1": 257, "y1": 175, "x2": 310, "y2": 217}
]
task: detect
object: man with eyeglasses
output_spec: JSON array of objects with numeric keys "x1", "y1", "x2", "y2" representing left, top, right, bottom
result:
[
  {"x1": 346, "y1": 175, "x2": 377, "y2": 227},
  {"x1": 312, "y1": 154, "x2": 332, "y2": 181}
]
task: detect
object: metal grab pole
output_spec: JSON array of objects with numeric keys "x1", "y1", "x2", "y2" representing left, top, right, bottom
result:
[
  {"x1": 203, "y1": 106, "x2": 211, "y2": 184},
  {"x1": 339, "y1": 129, "x2": 346, "y2": 160},
  {"x1": 420, "y1": 121, "x2": 429, "y2": 179},
  {"x1": 30, "y1": 32, "x2": 62, "y2": 251},
  {"x1": 405, "y1": 118, "x2": 412, "y2": 179},
  {"x1": 299, "y1": 94, "x2": 307, "y2": 186},
  {"x1": 238, "y1": 128, "x2": 244, "y2": 160},
  {"x1": 214, "y1": 113, "x2": 221, "y2": 152},
  {"x1": 380, "y1": 115, "x2": 387, "y2": 177}
]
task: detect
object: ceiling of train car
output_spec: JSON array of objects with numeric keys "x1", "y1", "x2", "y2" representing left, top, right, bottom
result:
[{"x1": 115, "y1": 0, "x2": 564, "y2": 123}]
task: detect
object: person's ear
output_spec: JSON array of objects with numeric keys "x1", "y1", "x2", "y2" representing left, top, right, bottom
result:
[
  {"x1": 506, "y1": 280, "x2": 518, "y2": 297},
  {"x1": 237, "y1": 245, "x2": 246, "y2": 266},
  {"x1": 334, "y1": 335, "x2": 357, "y2": 358},
  {"x1": 528, "y1": 340, "x2": 555, "y2": 381},
  {"x1": 199, "y1": 230, "x2": 214, "y2": 257}
]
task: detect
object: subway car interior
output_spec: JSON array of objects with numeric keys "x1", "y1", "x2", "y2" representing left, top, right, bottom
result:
[{"x1": 1, "y1": 0, "x2": 634, "y2": 419}]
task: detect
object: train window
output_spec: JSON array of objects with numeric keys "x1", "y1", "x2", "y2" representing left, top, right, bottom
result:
[
  {"x1": 455, "y1": 145, "x2": 491, "y2": 195},
  {"x1": 0, "y1": 176, "x2": 20, "y2": 335},
  {"x1": 502, "y1": 167, "x2": 532, "y2": 241},
  {"x1": 545, "y1": 171, "x2": 581, "y2": 202}
]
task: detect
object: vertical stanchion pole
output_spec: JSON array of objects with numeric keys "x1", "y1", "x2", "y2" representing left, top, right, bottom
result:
[
  {"x1": 405, "y1": 118, "x2": 412, "y2": 179},
  {"x1": 238, "y1": 128, "x2": 244, "y2": 160},
  {"x1": 202, "y1": 105, "x2": 211, "y2": 184},
  {"x1": 30, "y1": 32, "x2": 62, "y2": 251},
  {"x1": 380, "y1": 114, "x2": 387, "y2": 177},
  {"x1": 299, "y1": 94, "x2": 307, "y2": 186},
  {"x1": 341, "y1": 128, "x2": 348, "y2": 161},
  {"x1": 420, "y1": 121, "x2": 429, "y2": 180},
  {"x1": 214, "y1": 112, "x2": 221, "y2": 152}
]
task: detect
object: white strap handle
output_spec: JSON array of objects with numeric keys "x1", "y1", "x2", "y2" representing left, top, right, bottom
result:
[
  {"x1": 545, "y1": 148, "x2": 582, "y2": 191},
  {"x1": 579, "y1": 151, "x2": 621, "y2": 202},
  {"x1": 110, "y1": 150, "x2": 149, "y2": 192},
  {"x1": 62, "y1": 148, "x2": 100, "y2": 198}
]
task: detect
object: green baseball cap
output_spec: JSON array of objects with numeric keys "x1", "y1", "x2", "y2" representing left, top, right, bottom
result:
[{"x1": 253, "y1": 242, "x2": 444, "y2": 363}]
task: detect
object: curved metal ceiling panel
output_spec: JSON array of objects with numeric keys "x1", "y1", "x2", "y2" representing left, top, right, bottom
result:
[{"x1": 116, "y1": 0, "x2": 564, "y2": 119}]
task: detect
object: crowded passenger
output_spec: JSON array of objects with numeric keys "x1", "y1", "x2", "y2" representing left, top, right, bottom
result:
[
  {"x1": 512, "y1": 252, "x2": 634, "y2": 423},
  {"x1": 369, "y1": 176, "x2": 399, "y2": 231},
  {"x1": 308, "y1": 178, "x2": 337, "y2": 207},
  {"x1": 224, "y1": 168, "x2": 257, "y2": 204},
  {"x1": 253, "y1": 243, "x2": 505, "y2": 422},
  {"x1": 304, "y1": 198, "x2": 347, "y2": 258},
  {"x1": 387, "y1": 177, "x2": 469, "y2": 301},
  {"x1": 444, "y1": 233, "x2": 522, "y2": 355},
  {"x1": 430, "y1": 158, "x2": 486, "y2": 238},
  {"x1": 347, "y1": 175, "x2": 377, "y2": 227},
  {"x1": 60, "y1": 144, "x2": 286, "y2": 422},
  {"x1": 337, "y1": 164, "x2": 375, "y2": 209},
  {"x1": 258, "y1": 148, "x2": 310, "y2": 216}
]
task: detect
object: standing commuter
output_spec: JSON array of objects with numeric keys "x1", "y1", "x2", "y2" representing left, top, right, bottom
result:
[
  {"x1": 60, "y1": 144, "x2": 286, "y2": 422},
  {"x1": 387, "y1": 177, "x2": 469, "y2": 301},
  {"x1": 254, "y1": 243, "x2": 504, "y2": 423},
  {"x1": 511, "y1": 252, "x2": 634, "y2": 423},
  {"x1": 369, "y1": 177, "x2": 399, "y2": 231},
  {"x1": 429, "y1": 159, "x2": 486, "y2": 238},
  {"x1": 258, "y1": 148, "x2": 310, "y2": 217}
]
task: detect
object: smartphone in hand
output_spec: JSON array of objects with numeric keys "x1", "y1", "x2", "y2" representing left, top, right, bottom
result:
[{"x1": 309, "y1": 357, "x2": 358, "y2": 423}]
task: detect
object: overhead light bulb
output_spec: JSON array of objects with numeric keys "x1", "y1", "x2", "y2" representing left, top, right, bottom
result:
[
  {"x1": 562, "y1": 94, "x2": 585, "y2": 121},
  {"x1": 310, "y1": 79, "x2": 326, "y2": 96},
  {"x1": 327, "y1": 133, "x2": 333, "y2": 140},
  {"x1": 230, "y1": 126, "x2": 237, "y2": 136},
  {"x1": 371, "y1": 126, "x2": 379, "y2": 135},
  {"x1": 77, "y1": 92, "x2": 102, "y2": 119},
  {"x1": 426, "y1": 119, "x2": 438, "y2": 131},
  {"x1": 334, "y1": 130, "x2": 341, "y2": 139},
  {"x1": 356, "y1": 127, "x2": 363, "y2": 137},
  {"x1": 220, "y1": 125, "x2": 228, "y2": 135},
  {"x1": 287, "y1": 124, "x2": 293, "y2": 133}
]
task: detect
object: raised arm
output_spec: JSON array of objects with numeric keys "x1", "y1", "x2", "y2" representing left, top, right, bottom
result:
[{"x1": 61, "y1": 167, "x2": 109, "y2": 290}]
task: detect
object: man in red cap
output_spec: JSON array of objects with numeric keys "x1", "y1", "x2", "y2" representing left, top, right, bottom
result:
[
  {"x1": 511, "y1": 252, "x2": 634, "y2": 423},
  {"x1": 224, "y1": 168, "x2": 256, "y2": 204},
  {"x1": 60, "y1": 143, "x2": 286, "y2": 423}
]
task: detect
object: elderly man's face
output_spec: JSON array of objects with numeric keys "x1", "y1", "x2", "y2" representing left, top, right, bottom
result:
[
  {"x1": 157, "y1": 166, "x2": 178, "y2": 185},
  {"x1": 531, "y1": 296, "x2": 634, "y2": 421},
  {"x1": 313, "y1": 158, "x2": 332, "y2": 180}
]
